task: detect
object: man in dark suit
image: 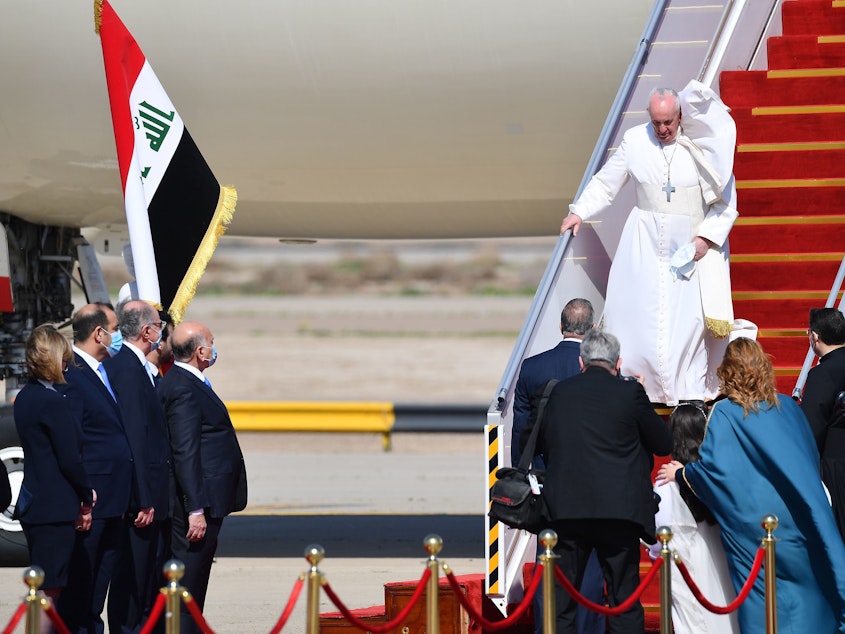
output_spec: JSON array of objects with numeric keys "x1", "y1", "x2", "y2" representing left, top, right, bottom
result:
[
  {"x1": 104, "y1": 299, "x2": 172, "y2": 634},
  {"x1": 510, "y1": 298, "x2": 602, "y2": 634},
  {"x1": 511, "y1": 298, "x2": 594, "y2": 467},
  {"x1": 159, "y1": 321, "x2": 247, "y2": 633},
  {"x1": 521, "y1": 329, "x2": 672, "y2": 634},
  {"x1": 58, "y1": 303, "x2": 134, "y2": 633},
  {"x1": 802, "y1": 307, "x2": 845, "y2": 541}
]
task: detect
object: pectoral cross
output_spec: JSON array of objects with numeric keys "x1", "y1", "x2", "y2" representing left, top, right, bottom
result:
[{"x1": 662, "y1": 180, "x2": 675, "y2": 202}]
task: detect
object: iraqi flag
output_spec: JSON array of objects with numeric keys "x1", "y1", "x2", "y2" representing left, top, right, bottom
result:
[{"x1": 95, "y1": 0, "x2": 236, "y2": 324}]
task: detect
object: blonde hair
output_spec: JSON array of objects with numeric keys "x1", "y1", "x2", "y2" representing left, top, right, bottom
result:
[
  {"x1": 25, "y1": 324, "x2": 72, "y2": 384},
  {"x1": 717, "y1": 337, "x2": 778, "y2": 415}
]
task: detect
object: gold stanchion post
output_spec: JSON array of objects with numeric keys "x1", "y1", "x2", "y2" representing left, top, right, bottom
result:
[
  {"x1": 761, "y1": 514, "x2": 779, "y2": 634},
  {"x1": 424, "y1": 534, "x2": 443, "y2": 634},
  {"x1": 656, "y1": 526, "x2": 673, "y2": 634},
  {"x1": 22, "y1": 566, "x2": 44, "y2": 634},
  {"x1": 304, "y1": 544, "x2": 325, "y2": 634},
  {"x1": 163, "y1": 559, "x2": 185, "y2": 634},
  {"x1": 538, "y1": 529, "x2": 558, "y2": 634}
]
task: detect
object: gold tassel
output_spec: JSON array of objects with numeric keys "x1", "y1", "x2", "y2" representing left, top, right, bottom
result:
[
  {"x1": 167, "y1": 186, "x2": 237, "y2": 326},
  {"x1": 705, "y1": 316, "x2": 732, "y2": 339},
  {"x1": 94, "y1": 0, "x2": 104, "y2": 35}
]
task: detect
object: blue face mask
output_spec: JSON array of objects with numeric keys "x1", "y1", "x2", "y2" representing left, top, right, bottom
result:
[
  {"x1": 106, "y1": 329, "x2": 123, "y2": 357},
  {"x1": 205, "y1": 344, "x2": 218, "y2": 367}
]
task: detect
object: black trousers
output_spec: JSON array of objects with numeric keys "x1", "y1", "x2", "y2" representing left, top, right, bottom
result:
[
  {"x1": 170, "y1": 510, "x2": 224, "y2": 634},
  {"x1": 59, "y1": 516, "x2": 122, "y2": 634},
  {"x1": 550, "y1": 519, "x2": 645, "y2": 634},
  {"x1": 107, "y1": 518, "x2": 166, "y2": 634}
]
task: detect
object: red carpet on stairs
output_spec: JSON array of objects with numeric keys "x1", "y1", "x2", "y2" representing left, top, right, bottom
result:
[{"x1": 722, "y1": 0, "x2": 845, "y2": 394}]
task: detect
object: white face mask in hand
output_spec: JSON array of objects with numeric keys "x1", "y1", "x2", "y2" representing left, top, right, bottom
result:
[{"x1": 670, "y1": 242, "x2": 697, "y2": 279}]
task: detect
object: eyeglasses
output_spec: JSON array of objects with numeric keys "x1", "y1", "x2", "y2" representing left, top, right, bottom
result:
[{"x1": 147, "y1": 321, "x2": 166, "y2": 331}]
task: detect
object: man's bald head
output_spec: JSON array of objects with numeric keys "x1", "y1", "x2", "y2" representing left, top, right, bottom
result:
[{"x1": 170, "y1": 321, "x2": 215, "y2": 369}]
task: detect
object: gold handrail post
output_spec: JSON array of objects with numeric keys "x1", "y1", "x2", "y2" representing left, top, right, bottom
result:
[
  {"x1": 163, "y1": 559, "x2": 185, "y2": 634},
  {"x1": 761, "y1": 514, "x2": 779, "y2": 634},
  {"x1": 22, "y1": 566, "x2": 44, "y2": 634},
  {"x1": 424, "y1": 534, "x2": 443, "y2": 634},
  {"x1": 538, "y1": 529, "x2": 558, "y2": 634},
  {"x1": 656, "y1": 526, "x2": 673, "y2": 634},
  {"x1": 304, "y1": 544, "x2": 325, "y2": 634}
]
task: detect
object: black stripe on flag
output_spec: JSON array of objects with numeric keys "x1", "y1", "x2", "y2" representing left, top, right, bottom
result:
[{"x1": 148, "y1": 129, "x2": 220, "y2": 312}]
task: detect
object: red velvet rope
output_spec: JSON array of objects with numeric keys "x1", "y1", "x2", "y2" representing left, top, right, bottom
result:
[
  {"x1": 554, "y1": 558, "x2": 664, "y2": 616},
  {"x1": 322, "y1": 568, "x2": 431, "y2": 634},
  {"x1": 443, "y1": 562, "x2": 544, "y2": 631},
  {"x1": 674, "y1": 546, "x2": 765, "y2": 614},
  {"x1": 138, "y1": 593, "x2": 167, "y2": 634},
  {"x1": 41, "y1": 600, "x2": 71, "y2": 634},
  {"x1": 268, "y1": 575, "x2": 305, "y2": 634},
  {"x1": 182, "y1": 591, "x2": 216, "y2": 634},
  {"x1": 1, "y1": 603, "x2": 26, "y2": 634}
]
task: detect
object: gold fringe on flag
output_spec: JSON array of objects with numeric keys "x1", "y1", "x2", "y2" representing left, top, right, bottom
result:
[
  {"x1": 168, "y1": 186, "x2": 237, "y2": 325},
  {"x1": 94, "y1": 0, "x2": 104, "y2": 35}
]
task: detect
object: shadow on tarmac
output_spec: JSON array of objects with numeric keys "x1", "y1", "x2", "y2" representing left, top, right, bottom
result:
[{"x1": 217, "y1": 514, "x2": 485, "y2": 558}]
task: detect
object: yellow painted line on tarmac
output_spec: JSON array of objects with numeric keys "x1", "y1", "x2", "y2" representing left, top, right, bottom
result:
[{"x1": 228, "y1": 401, "x2": 395, "y2": 433}]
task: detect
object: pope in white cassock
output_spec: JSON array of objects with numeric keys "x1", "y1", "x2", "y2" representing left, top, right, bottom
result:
[{"x1": 561, "y1": 82, "x2": 753, "y2": 405}]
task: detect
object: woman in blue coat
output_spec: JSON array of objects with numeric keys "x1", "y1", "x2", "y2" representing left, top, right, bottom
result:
[
  {"x1": 14, "y1": 324, "x2": 95, "y2": 609},
  {"x1": 659, "y1": 338, "x2": 845, "y2": 632}
]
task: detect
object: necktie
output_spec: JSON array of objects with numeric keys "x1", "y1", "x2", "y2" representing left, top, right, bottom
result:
[
  {"x1": 97, "y1": 363, "x2": 117, "y2": 401},
  {"x1": 203, "y1": 377, "x2": 212, "y2": 388},
  {"x1": 144, "y1": 361, "x2": 157, "y2": 386}
]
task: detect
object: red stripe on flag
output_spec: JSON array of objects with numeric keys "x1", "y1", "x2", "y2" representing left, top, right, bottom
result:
[
  {"x1": 0, "y1": 277, "x2": 13, "y2": 313},
  {"x1": 99, "y1": 0, "x2": 146, "y2": 193}
]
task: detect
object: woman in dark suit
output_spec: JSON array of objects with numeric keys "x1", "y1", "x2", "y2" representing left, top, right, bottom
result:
[{"x1": 13, "y1": 324, "x2": 95, "y2": 610}]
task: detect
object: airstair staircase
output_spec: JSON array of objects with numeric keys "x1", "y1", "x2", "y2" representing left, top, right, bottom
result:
[
  {"x1": 486, "y1": 0, "x2": 845, "y2": 631},
  {"x1": 723, "y1": 0, "x2": 845, "y2": 395}
]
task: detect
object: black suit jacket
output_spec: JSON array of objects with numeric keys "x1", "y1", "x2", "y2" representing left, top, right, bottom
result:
[
  {"x1": 103, "y1": 346, "x2": 171, "y2": 517},
  {"x1": 801, "y1": 346, "x2": 845, "y2": 452},
  {"x1": 521, "y1": 366, "x2": 672, "y2": 540},
  {"x1": 61, "y1": 353, "x2": 133, "y2": 519},
  {"x1": 159, "y1": 365, "x2": 247, "y2": 518},
  {"x1": 511, "y1": 340, "x2": 582, "y2": 466},
  {"x1": 13, "y1": 380, "x2": 93, "y2": 523}
]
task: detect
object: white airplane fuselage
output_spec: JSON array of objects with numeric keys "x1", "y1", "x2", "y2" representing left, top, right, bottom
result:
[{"x1": 1, "y1": 0, "x2": 654, "y2": 240}]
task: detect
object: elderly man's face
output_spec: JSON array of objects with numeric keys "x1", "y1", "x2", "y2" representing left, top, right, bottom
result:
[{"x1": 649, "y1": 96, "x2": 681, "y2": 144}]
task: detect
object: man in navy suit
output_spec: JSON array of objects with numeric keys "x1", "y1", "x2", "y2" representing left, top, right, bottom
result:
[
  {"x1": 510, "y1": 298, "x2": 604, "y2": 634},
  {"x1": 159, "y1": 321, "x2": 247, "y2": 633},
  {"x1": 59, "y1": 303, "x2": 133, "y2": 634},
  {"x1": 104, "y1": 300, "x2": 171, "y2": 634},
  {"x1": 511, "y1": 298, "x2": 595, "y2": 468}
]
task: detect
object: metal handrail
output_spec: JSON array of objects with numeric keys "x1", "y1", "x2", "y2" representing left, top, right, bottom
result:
[{"x1": 490, "y1": 0, "x2": 671, "y2": 412}]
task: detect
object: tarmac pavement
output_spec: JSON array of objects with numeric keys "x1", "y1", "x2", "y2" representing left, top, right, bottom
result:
[{"x1": 0, "y1": 432, "x2": 487, "y2": 633}]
